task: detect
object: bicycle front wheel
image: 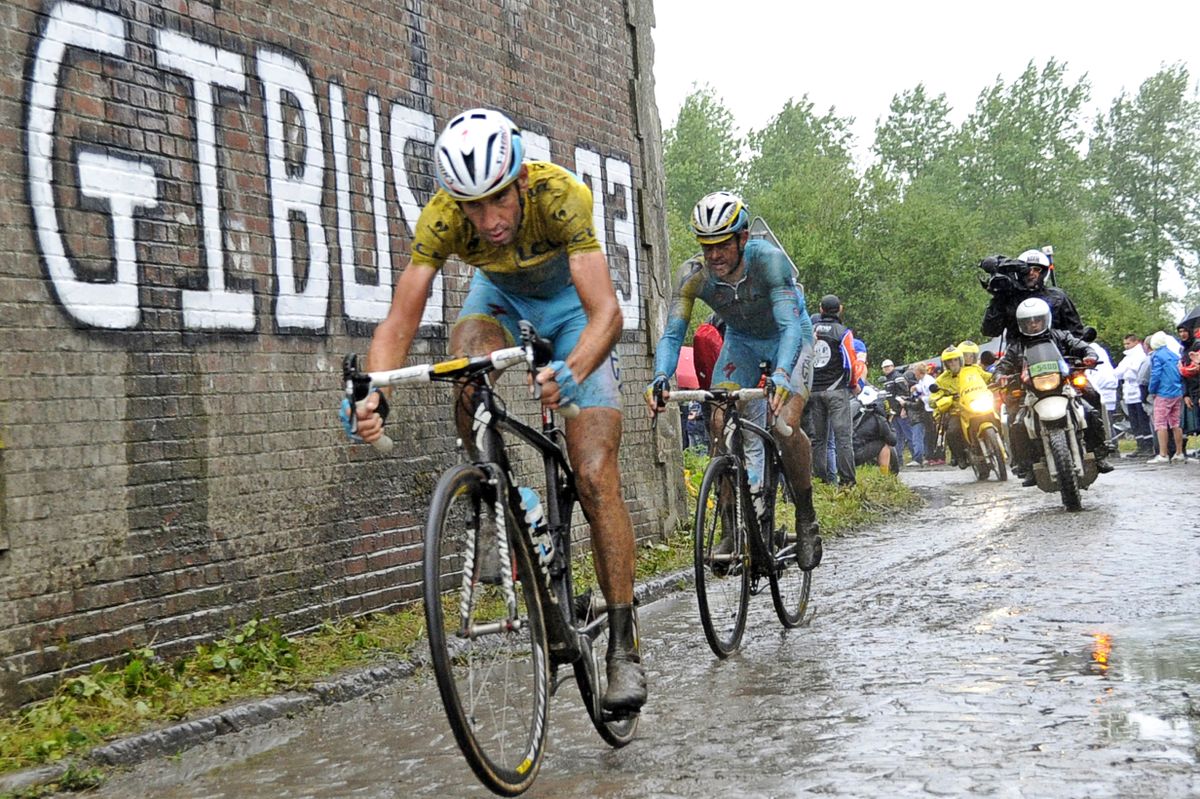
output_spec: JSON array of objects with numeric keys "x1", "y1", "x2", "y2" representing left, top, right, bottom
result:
[
  {"x1": 766, "y1": 467, "x2": 812, "y2": 628},
  {"x1": 694, "y1": 455, "x2": 749, "y2": 657},
  {"x1": 424, "y1": 464, "x2": 549, "y2": 796}
]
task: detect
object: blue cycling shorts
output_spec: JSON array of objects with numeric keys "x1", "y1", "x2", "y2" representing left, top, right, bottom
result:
[{"x1": 455, "y1": 271, "x2": 621, "y2": 410}]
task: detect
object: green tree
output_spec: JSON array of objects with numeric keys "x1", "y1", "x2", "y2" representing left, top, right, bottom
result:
[
  {"x1": 954, "y1": 59, "x2": 1090, "y2": 253},
  {"x1": 1088, "y1": 64, "x2": 1200, "y2": 301},
  {"x1": 871, "y1": 83, "x2": 954, "y2": 188},
  {"x1": 743, "y1": 97, "x2": 864, "y2": 312},
  {"x1": 662, "y1": 86, "x2": 744, "y2": 279},
  {"x1": 662, "y1": 85, "x2": 743, "y2": 219}
]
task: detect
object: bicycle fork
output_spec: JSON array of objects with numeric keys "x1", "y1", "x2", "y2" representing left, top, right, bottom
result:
[{"x1": 458, "y1": 466, "x2": 521, "y2": 639}]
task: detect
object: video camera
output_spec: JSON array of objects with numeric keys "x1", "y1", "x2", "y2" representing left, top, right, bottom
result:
[{"x1": 976, "y1": 253, "x2": 1028, "y2": 296}]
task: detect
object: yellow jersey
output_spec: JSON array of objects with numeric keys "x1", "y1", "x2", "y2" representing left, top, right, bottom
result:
[{"x1": 410, "y1": 161, "x2": 600, "y2": 298}]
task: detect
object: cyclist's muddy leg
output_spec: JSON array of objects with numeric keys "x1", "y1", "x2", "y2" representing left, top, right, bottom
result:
[
  {"x1": 448, "y1": 318, "x2": 508, "y2": 457},
  {"x1": 565, "y1": 407, "x2": 634, "y2": 604},
  {"x1": 776, "y1": 393, "x2": 816, "y2": 524},
  {"x1": 565, "y1": 407, "x2": 645, "y2": 712},
  {"x1": 776, "y1": 392, "x2": 822, "y2": 569}
]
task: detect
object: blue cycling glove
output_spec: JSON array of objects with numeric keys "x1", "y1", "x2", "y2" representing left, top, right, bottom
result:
[
  {"x1": 339, "y1": 389, "x2": 389, "y2": 442},
  {"x1": 769, "y1": 371, "x2": 793, "y2": 404},
  {"x1": 546, "y1": 360, "x2": 579, "y2": 407},
  {"x1": 645, "y1": 373, "x2": 669, "y2": 408}
]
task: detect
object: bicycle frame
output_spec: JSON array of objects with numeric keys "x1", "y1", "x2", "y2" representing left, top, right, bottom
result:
[
  {"x1": 672, "y1": 388, "x2": 782, "y2": 576},
  {"x1": 353, "y1": 345, "x2": 590, "y2": 664},
  {"x1": 468, "y1": 378, "x2": 587, "y2": 665}
]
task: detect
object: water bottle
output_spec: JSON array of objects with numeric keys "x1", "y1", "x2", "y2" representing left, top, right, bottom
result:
[
  {"x1": 747, "y1": 467, "x2": 766, "y2": 522},
  {"x1": 749, "y1": 482, "x2": 767, "y2": 522},
  {"x1": 518, "y1": 486, "x2": 554, "y2": 567}
]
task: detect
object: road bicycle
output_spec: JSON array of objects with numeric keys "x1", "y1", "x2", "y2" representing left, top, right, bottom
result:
[
  {"x1": 664, "y1": 383, "x2": 812, "y2": 657},
  {"x1": 343, "y1": 321, "x2": 637, "y2": 796}
]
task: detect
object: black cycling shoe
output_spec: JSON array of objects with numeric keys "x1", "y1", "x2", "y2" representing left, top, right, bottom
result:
[
  {"x1": 1021, "y1": 472, "x2": 1038, "y2": 487},
  {"x1": 1095, "y1": 457, "x2": 1114, "y2": 474},
  {"x1": 603, "y1": 604, "x2": 646, "y2": 714},
  {"x1": 798, "y1": 523, "x2": 823, "y2": 571}
]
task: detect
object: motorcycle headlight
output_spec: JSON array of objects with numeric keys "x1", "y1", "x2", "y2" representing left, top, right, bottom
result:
[
  {"x1": 1032, "y1": 372, "x2": 1062, "y2": 392},
  {"x1": 968, "y1": 394, "x2": 994, "y2": 414}
]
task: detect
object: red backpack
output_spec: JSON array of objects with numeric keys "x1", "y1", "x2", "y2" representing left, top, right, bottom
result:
[{"x1": 692, "y1": 322, "x2": 724, "y2": 390}]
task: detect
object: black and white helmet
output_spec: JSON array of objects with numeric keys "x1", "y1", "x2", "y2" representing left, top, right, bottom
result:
[
  {"x1": 1016, "y1": 297, "x2": 1052, "y2": 337},
  {"x1": 690, "y1": 191, "x2": 749, "y2": 244},
  {"x1": 434, "y1": 108, "x2": 525, "y2": 200}
]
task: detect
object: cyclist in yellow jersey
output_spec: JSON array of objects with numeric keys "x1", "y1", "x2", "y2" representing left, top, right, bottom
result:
[{"x1": 349, "y1": 108, "x2": 645, "y2": 713}]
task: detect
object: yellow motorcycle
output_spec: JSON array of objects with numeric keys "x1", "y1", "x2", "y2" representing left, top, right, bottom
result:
[{"x1": 932, "y1": 366, "x2": 1008, "y2": 481}]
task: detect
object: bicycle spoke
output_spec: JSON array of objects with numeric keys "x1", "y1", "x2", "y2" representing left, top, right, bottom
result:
[
  {"x1": 425, "y1": 466, "x2": 548, "y2": 795},
  {"x1": 767, "y1": 471, "x2": 812, "y2": 628},
  {"x1": 694, "y1": 457, "x2": 749, "y2": 657}
]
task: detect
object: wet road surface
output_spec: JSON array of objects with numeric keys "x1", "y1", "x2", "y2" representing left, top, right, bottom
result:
[{"x1": 76, "y1": 461, "x2": 1200, "y2": 798}]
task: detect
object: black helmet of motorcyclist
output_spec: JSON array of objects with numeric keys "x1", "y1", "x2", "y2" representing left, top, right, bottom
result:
[
  {"x1": 1015, "y1": 297, "x2": 1052, "y2": 337},
  {"x1": 1016, "y1": 249, "x2": 1050, "y2": 290}
]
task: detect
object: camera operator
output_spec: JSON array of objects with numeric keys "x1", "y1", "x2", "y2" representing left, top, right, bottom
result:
[{"x1": 979, "y1": 250, "x2": 1085, "y2": 340}]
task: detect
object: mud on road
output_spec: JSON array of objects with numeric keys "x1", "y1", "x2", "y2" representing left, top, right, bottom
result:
[{"x1": 69, "y1": 461, "x2": 1200, "y2": 798}]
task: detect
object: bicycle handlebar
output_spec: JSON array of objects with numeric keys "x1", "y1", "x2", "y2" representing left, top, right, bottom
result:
[
  {"x1": 345, "y1": 323, "x2": 581, "y2": 453},
  {"x1": 666, "y1": 388, "x2": 793, "y2": 437}
]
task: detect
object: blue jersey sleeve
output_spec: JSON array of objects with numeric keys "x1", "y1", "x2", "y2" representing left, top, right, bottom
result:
[
  {"x1": 762, "y1": 251, "x2": 809, "y2": 376},
  {"x1": 653, "y1": 259, "x2": 704, "y2": 378}
]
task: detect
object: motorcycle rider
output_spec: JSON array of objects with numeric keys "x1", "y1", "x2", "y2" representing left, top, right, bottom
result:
[
  {"x1": 980, "y1": 250, "x2": 1085, "y2": 340},
  {"x1": 958, "y1": 340, "x2": 981, "y2": 367},
  {"x1": 992, "y1": 298, "x2": 1114, "y2": 486},
  {"x1": 930, "y1": 346, "x2": 971, "y2": 468}
]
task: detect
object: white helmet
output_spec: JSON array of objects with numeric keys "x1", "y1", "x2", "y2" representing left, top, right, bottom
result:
[
  {"x1": 434, "y1": 108, "x2": 525, "y2": 200},
  {"x1": 1017, "y1": 249, "x2": 1051, "y2": 268},
  {"x1": 857, "y1": 385, "x2": 879, "y2": 407},
  {"x1": 690, "y1": 191, "x2": 749, "y2": 244},
  {"x1": 1016, "y1": 297, "x2": 1052, "y2": 337}
]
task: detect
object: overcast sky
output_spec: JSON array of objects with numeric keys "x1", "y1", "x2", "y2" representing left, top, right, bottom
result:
[
  {"x1": 651, "y1": 0, "x2": 1199, "y2": 167},
  {"x1": 650, "y1": 0, "x2": 1198, "y2": 304}
]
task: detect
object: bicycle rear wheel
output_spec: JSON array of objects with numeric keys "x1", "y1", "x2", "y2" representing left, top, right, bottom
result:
[
  {"x1": 766, "y1": 465, "x2": 812, "y2": 628},
  {"x1": 694, "y1": 455, "x2": 749, "y2": 657},
  {"x1": 424, "y1": 464, "x2": 549, "y2": 796},
  {"x1": 573, "y1": 598, "x2": 639, "y2": 747}
]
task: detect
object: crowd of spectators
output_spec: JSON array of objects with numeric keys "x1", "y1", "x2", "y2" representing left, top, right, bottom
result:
[{"x1": 677, "y1": 297, "x2": 1200, "y2": 474}]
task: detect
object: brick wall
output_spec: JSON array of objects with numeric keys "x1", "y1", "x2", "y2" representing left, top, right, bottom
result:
[{"x1": 0, "y1": 0, "x2": 682, "y2": 705}]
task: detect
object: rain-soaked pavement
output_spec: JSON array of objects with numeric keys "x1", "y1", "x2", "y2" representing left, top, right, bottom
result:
[{"x1": 69, "y1": 461, "x2": 1200, "y2": 798}]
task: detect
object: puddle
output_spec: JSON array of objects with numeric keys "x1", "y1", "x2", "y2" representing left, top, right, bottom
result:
[{"x1": 1035, "y1": 617, "x2": 1200, "y2": 683}]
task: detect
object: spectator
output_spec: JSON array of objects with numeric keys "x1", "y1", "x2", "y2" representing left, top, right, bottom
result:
[
  {"x1": 980, "y1": 349, "x2": 998, "y2": 373},
  {"x1": 1147, "y1": 331, "x2": 1188, "y2": 465},
  {"x1": 684, "y1": 401, "x2": 709, "y2": 452},
  {"x1": 906, "y1": 363, "x2": 932, "y2": 466},
  {"x1": 1182, "y1": 323, "x2": 1200, "y2": 450},
  {"x1": 1087, "y1": 341, "x2": 1119, "y2": 445},
  {"x1": 880, "y1": 359, "x2": 911, "y2": 455},
  {"x1": 1114, "y1": 334, "x2": 1152, "y2": 456},
  {"x1": 852, "y1": 385, "x2": 898, "y2": 473},
  {"x1": 917, "y1": 363, "x2": 941, "y2": 464},
  {"x1": 807, "y1": 295, "x2": 859, "y2": 487},
  {"x1": 692, "y1": 314, "x2": 724, "y2": 391}
]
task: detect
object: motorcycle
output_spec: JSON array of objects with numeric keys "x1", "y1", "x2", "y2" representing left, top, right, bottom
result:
[
  {"x1": 931, "y1": 366, "x2": 1008, "y2": 481},
  {"x1": 1001, "y1": 340, "x2": 1100, "y2": 511}
]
